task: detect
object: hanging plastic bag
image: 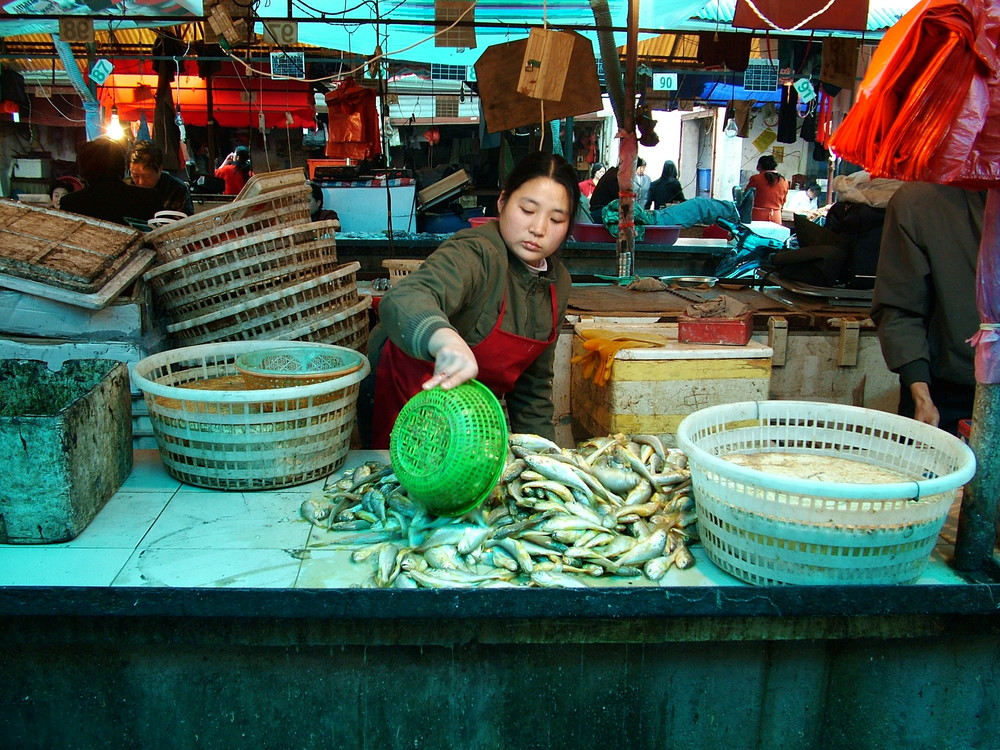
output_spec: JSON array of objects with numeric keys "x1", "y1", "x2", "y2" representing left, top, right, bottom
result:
[{"x1": 829, "y1": 0, "x2": 1000, "y2": 188}]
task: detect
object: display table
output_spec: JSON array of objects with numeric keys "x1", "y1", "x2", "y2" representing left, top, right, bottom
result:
[{"x1": 1, "y1": 448, "x2": 999, "y2": 747}]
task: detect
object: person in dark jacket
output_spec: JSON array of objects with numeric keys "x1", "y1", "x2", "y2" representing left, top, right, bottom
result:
[
  {"x1": 126, "y1": 140, "x2": 194, "y2": 215},
  {"x1": 588, "y1": 165, "x2": 619, "y2": 219},
  {"x1": 646, "y1": 160, "x2": 685, "y2": 209},
  {"x1": 60, "y1": 137, "x2": 163, "y2": 226},
  {"x1": 364, "y1": 151, "x2": 578, "y2": 448},
  {"x1": 308, "y1": 181, "x2": 341, "y2": 230},
  {"x1": 871, "y1": 182, "x2": 986, "y2": 435}
]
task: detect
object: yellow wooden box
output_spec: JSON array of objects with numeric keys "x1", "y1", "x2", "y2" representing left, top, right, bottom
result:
[{"x1": 570, "y1": 323, "x2": 773, "y2": 444}]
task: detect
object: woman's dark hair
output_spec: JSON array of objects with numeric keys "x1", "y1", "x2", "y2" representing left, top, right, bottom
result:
[
  {"x1": 756, "y1": 154, "x2": 784, "y2": 186},
  {"x1": 309, "y1": 181, "x2": 324, "y2": 207},
  {"x1": 658, "y1": 160, "x2": 678, "y2": 181},
  {"x1": 234, "y1": 145, "x2": 251, "y2": 173},
  {"x1": 502, "y1": 151, "x2": 580, "y2": 222},
  {"x1": 590, "y1": 162, "x2": 605, "y2": 178},
  {"x1": 76, "y1": 137, "x2": 127, "y2": 183},
  {"x1": 49, "y1": 177, "x2": 77, "y2": 197}
]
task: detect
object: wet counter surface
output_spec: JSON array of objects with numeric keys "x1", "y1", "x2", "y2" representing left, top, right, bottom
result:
[{"x1": 2, "y1": 449, "x2": 999, "y2": 623}]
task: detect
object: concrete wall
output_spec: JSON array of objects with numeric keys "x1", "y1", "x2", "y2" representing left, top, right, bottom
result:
[{"x1": 2, "y1": 613, "x2": 998, "y2": 749}]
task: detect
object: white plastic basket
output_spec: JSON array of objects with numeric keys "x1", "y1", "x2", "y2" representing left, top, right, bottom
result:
[
  {"x1": 676, "y1": 400, "x2": 976, "y2": 585},
  {"x1": 131, "y1": 341, "x2": 370, "y2": 490}
]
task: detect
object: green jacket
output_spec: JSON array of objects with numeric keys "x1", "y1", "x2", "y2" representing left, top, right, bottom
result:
[{"x1": 370, "y1": 220, "x2": 571, "y2": 439}]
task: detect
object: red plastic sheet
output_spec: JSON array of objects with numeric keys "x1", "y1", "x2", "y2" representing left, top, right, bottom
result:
[
  {"x1": 324, "y1": 80, "x2": 382, "y2": 161},
  {"x1": 829, "y1": 0, "x2": 1000, "y2": 188},
  {"x1": 97, "y1": 62, "x2": 315, "y2": 128}
]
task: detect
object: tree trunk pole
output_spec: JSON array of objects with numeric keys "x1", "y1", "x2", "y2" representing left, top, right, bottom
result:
[{"x1": 616, "y1": 0, "x2": 639, "y2": 280}]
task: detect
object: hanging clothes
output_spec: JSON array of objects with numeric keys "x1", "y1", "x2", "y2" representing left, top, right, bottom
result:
[{"x1": 776, "y1": 83, "x2": 799, "y2": 144}]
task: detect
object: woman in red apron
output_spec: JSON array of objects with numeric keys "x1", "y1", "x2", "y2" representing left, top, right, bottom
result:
[{"x1": 364, "y1": 152, "x2": 580, "y2": 449}]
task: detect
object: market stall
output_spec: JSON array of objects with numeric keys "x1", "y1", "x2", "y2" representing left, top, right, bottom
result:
[{"x1": 1, "y1": 2, "x2": 999, "y2": 747}]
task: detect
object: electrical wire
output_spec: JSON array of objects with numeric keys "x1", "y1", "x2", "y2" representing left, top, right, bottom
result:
[{"x1": 225, "y1": 0, "x2": 479, "y2": 84}]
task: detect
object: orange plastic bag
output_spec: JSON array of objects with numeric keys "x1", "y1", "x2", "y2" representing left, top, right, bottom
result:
[{"x1": 830, "y1": 0, "x2": 1000, "y2": 188}]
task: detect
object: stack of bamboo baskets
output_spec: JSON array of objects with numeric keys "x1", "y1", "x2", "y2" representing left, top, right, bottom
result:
[{"x1": 143, "y1": 170, "x2": 370, "y2": 352}]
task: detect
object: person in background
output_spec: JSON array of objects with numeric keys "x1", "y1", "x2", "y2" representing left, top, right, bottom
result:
[
  {"x1": 308, "y1": 182, "x2": 341, "y2": 230},
  {"x1": 214, "y1": 145, "x2": 253, "y2": 195},
  {"x1": 871, "y1": 182, "x2": 986, "y2": 436},
  {"x1": 785, "y1": 182, "x2": 822, "y2": 215},
  {"x1": 632, "y1": 157, "x2": 650, "y2": 209},
  {"x1": 49, "y1": 177, "x2": 81, "y2": 210},
  {"x1": 362, "y1": 151, "x2": 578, "y2": 449},
  {"x1": 578, "y1": 162, "x2": 605, "y2": 199},
  {"x1": 588, "y1": 164, "x2": 619, "y2": 219},
  {"x1": 59, "y1": 137, "x2": 163, "y2": 226},
  {"x1": 126, "y1": 140, "x2": 194, "y2": 215},
  {"x1": 744, "y1": 154, "x2": 789, "y2": 223},
  {"x1": 646, "y1": 160, "x2": 685, "y2": 209}
]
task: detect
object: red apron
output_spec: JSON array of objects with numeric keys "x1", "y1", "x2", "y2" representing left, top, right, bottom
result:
[{"x1": 371, "y1": 286, "x2": 558, "y2": 448}]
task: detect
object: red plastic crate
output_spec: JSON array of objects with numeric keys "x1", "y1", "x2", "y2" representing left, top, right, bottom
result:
[{"x1": 677, "y1": 311, "x2": 754, "y2": 346}]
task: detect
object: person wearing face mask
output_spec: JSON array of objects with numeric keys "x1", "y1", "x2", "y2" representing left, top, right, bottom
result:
[{"x1": 362, "y1": 151, "x2": 578, "y2": 449}]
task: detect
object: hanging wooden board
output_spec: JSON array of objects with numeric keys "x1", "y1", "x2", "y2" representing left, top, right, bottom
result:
[
  {"x1": 475, "y1": 31, "x2": 603, "y2": 134},
  {"x1": 517, "y1": 28, "x2": 576, "y2": 101}
]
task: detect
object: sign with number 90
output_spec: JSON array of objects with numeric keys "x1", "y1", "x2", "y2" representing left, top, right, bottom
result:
[{"x1": 652, "y1": 73, "x2": 678, "y2": 91}]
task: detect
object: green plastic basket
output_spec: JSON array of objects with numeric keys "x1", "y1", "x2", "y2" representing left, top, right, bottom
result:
[{"x1": 389, "y1": 380, "x2": 508, "y2": 517}]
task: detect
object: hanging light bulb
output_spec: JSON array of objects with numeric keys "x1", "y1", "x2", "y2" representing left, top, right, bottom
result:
[
  {"x1": 724, "y1": 116, "x2": 739, "y2": 138},
  {"x1": 106, "y1": 105, "x2": 124, "y2": 140}
]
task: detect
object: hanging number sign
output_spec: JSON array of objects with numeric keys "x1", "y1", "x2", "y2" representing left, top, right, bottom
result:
[
  {"x1": 59, "y1": 17, "x2": 94, "y2": 43},
  {"x1": 793, "y1": 77, "x2": 816, "y2": 103},
  {"x1": 652, "y1": 73, "x2": 678, "y2": 91},
  {"x1": 89, "y1": 59, "x2": 114, "y2": 86},
  {"x1": 263, "y1": 21, "x2": 298, "y2": 46}
]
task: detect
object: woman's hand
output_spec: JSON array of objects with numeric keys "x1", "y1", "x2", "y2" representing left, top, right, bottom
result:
[{"x1": 424, "y1": 328, "x2": 478, "y2": 390}]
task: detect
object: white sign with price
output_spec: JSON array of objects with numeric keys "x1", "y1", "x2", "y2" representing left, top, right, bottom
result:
[{"x1": 652, "y1": 73, "x2": 678, "y2": 91}]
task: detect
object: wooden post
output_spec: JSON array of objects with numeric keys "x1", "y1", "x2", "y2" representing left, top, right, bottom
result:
[
  {"x1": 615, "y1": 0, "x2": 639, "y2": 279},
  {"x1": 954, "y1": 187, "x2": 1000, "y2": 572},
  {"x1": 954, "y1": 383, "x2": 1000, "y2": 571}
]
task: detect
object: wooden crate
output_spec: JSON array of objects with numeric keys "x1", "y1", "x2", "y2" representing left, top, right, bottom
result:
[
  {"x1": 0, "y1": 199, "x2": 145, "y2": 294},
  {"x1": 382, "y1": 258, "x2": 424, "y2": 285}
]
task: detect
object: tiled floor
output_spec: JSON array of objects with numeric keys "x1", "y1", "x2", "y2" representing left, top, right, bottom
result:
[{"x1": 0, "y1": 450, "x2": 972, "y2": 588}]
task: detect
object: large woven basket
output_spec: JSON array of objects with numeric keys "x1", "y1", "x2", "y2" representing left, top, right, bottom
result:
[
  {"x1": 131, "y1": 341, "x2": 370, "y2": 490},
  {"x1": 144, "y1": 220, "x2": 338, "y2": 321},
  {"x1": 164, "y1": 262, "x2": 361, "y2": 346},
  {"x1": 676, "y1": 400, "x2": 976, "y2": 586},
  {"x1": 146, "y1": 184, "x2": 312, "y2": 262}
]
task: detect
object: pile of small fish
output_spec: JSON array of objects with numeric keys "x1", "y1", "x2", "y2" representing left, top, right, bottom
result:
[{"x1": 299, "y1": 432, "x2": 698, "y2": 589}]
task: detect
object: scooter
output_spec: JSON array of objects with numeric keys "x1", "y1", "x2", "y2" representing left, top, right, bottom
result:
[{"x1": 712, "y1": 217, "x2": 788, "y2": 281}]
